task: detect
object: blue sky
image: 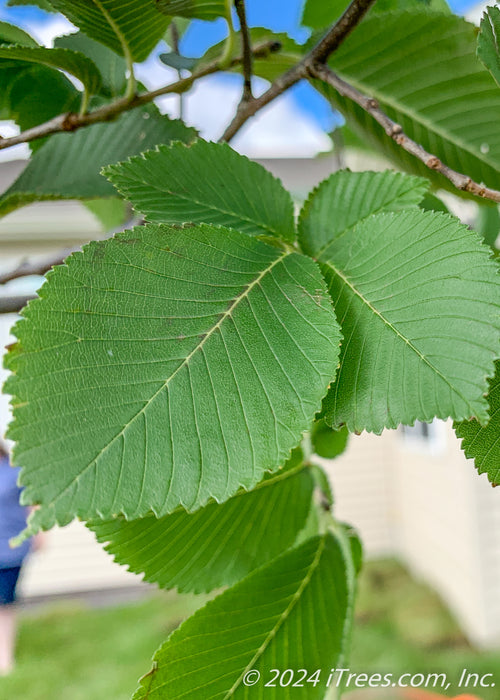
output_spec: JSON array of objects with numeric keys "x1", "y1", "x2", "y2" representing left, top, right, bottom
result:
[{"x1": 0, "y1": 0, "x2": 481, "y2": 153}]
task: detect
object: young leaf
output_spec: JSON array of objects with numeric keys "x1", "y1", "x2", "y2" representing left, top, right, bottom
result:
[
  {"x1": 311, "y1": 421, "x2": 349, "y2": 460},
  {"x1": 157, "y1": 0, "x2": 226, "y2": 21},
  {"x1": 104, "y1": 140, "x2": 296, "y2": 242},
  {"x1": 88, "y1": 450, "x2": 313, "y2": 594},
  {"x1": 478, "y1": 6, "x2": 500, "y2": 88},
  {"x1": 298, "y1": 169, "x2": 429, "y2": 258},
  {"x1": 0, "y1": 45, "x2": 102, "y2": 102},
  {"x1": 55, "y1": 31, "x2": 127, "y2": 98},
  {"x1": 455, "y1": 361, "x2": 500, "y2": 486},
  {"x1": 48, "y1": 0, "x2": 170, "y2": 62},
  {"x1": 304, "y1": 208, "x2": 500, "y2": 433},
  {"x1": 133, "y1": 532, "x2": 354, "y2": 700},
  {"x1": 318, "y1": 12, "x2": 500, "y2": 194},
  {"x1": 0, "y1": 109, "x2": 196, "y2": 217},
  {"x1": 5, "y1": 223, "x2": 341, "y2": 535}
]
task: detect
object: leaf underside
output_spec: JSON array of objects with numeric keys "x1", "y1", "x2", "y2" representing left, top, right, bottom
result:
[
  {"x1": 5, "y1": 223, "x2": 341, "y2": 534},
  {"x1": 478, "y1": 6, "x2": 500, "y2": 88},
  {"x1": 299, "y1": 177, "x2": 500, "y2": 433},
  {"x1": 455, "y1": 361, "x2": 500, "y2": 486},
  {"x1": 320, "y1": 12, "x2": 500, "y2": 194},
  {"x1": 0, "y1": 108, "x2": 196, "y2": 217},
  {"x1": 104, "y1": 140, "x2": 297, "y2": 242},
  {"x1": 157, "y1": 0, "x2": 227, "y2": 21},
  {"x1": 89, "y1": 450, "x2": 313, "y2": 594},
  {"x1": 133, "y1": 533, "x2": 352, "y2": 700},
  {"x1": 48, "y1": 0, "x2": 170, "y2": 62}
]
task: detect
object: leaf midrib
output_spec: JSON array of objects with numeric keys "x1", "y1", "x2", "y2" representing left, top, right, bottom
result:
[
  {"x1": 322, "y1": 257, "x2": 477, "y2": 413},
  {"x1": 222, "y1": 535, "x2": 327, "y2": 699},
  {"x1": 49, "y1": 250, "x2": 291, "y2": 509}
]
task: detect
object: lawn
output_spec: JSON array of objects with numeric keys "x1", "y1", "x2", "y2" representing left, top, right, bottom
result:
[{"x1": 0, "y1": 561, "x2": 498, "y2": 700}]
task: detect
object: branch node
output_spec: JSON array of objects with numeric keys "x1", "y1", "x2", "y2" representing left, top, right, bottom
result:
[
  {"x1": 426, "y1": 156, "x2": 442, "y2": 170},
  {"x1": 62, "y1": 113, "x2": 80, "y2": 132}
]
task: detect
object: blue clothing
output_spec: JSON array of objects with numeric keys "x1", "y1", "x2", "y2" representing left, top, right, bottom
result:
[
  {"x1": 0, "y1": 567, "x2": 21, "y2": 605},
  {"x1": 0, "y1": 456, "x2": 31, "y2": 569}
]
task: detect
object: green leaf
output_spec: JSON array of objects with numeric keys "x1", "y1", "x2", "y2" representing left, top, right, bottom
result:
[
  {"x1": 0, "y1": 45, "x2": 101, "y2": 103},
  {"x1": 477, "y1": 202, "x2": 500, "y2": 250},
  {"x1": 55, "y1": 31, "x2": 127, "y2": 98},
  {"x1": 455, "y1": 361, "x2": 500, "y2": 486},
  {"x1": 0, "y1": 64, "x2": 79, "y2": 150},
  {"x1": 301, "y1": 0, "x2": 449, "y2": 29},
  {"x1": 159, "y1": 51, "x2": 197, "y2": 71},
  {"x1": 419, "y1": 192, "x2": 450, "y2": 215},
  {"x1": 133, "y1": 532, "x2": 354, "y2": 700},
  {"x1": 478, "y1": 6, "x2": 500, "y2": 88},
  {"x1": 298, "y1": 169, "x2": 429, "y2": 258},
  {"x1": 84, "y1": 198, "x2": 129, "y2": 231},
  {"x1": 104, "y1": 140, "x2": 296, "y2": 242},
  {"x1": 88, "y1": 449, "x2": 313, "y2": 594},
  {"x1": 48, "y1": 0, "x2": 171, "y2": 62},
  {"x1": 0, "y1": 108, "x2": 196, "y2": 217},
  {"x1": 318, "y1": 12, "x2": 500, "y2": 195},
  {"x1": 0, "y1": 21, "x2": 38, "y2": 46},
  {"x1": 7, "y1": 0, "x2": 55, "y2": 10},
  {"x1": 311, "y1": 421, "x2": 349, "y2": 459},
  {"x1": 5, "y1": 223, "x2": 341, "y2": 535},
  {"x1": 157, "y1": 0, "x2": 227, "y2": 21},
  {"x1": 305, "y1": 209, "x2": 500, "y2": 433},
  {"x1": 197, "y1": 28, "x2": 303, "y2": 83}
]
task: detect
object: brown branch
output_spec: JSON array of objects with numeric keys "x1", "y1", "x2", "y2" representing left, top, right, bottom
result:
[
  {"x1": 0, "y1": 250, "x2": 78, "y2": 286},
  {"x1": 235, "y1": 0, "x2": 253, "y2": 102},
  {"x1": 0, "y1": 41, "x2": 280, "y2": 152},
  {"x1": 310, "y1": 64, "x2": 500, "y2": 204},
  {"x1": 220, "y1": 0, "x2": 377, "y2": 143},
  {"x1": 0, "y1": 295, "x2": 35, "y2": 314}
]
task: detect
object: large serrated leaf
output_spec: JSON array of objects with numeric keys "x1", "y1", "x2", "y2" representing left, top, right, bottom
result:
[
  {"x1": 133, "y1": 532, "x2": 354, "y2": 700},
  {"x1": 48, "y1": 0, "x2": 170, "y2": 62},
  {"x1": 104, "y1": 140, "x2": 296, "y2": 242},
  {"x1": 455, "y1": 361, "x2": 500, "y2": 486},
  {"x1": 88, "y1": 449, "x2": 313, "y2": 594},
  {"x1": 157, "y1": 0, "x2": 226, "y2": 21},
  {"x1": 0, "y1": 45, "x2": 102, "y2": 101},
  {"x1": 301, "y1": 0, "x2": 449, "y2": 30},
  {"x1": 4, "y1": 223, "x2": 341, "y2": 535},
  {"x1": 478, "y1": 6, "x2": 500, "y2": 88},
  {"x1": 298, "y1": 170, "x2": 429, "y2": 258},
  {"x1": 55, "y1": 31, "x2": 127, "y2": 98},
  {"x1": 0, "y1": 108, "x2": 196, "y2": 217},
  {"x1": 300, "y1": 199, "x2": 500, "y2": 432},
  {"x1": 318, "y1": 12, "x2": 500, "y2": 194}
]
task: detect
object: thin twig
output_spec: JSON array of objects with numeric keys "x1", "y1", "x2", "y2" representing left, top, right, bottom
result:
[
  {"x1": 0, "y1": 41, "x2": 280, "y2": 152},
  {"x1": 220, "y1": 0, "x2": 377, "y2": 142},
  {"x1": 310, "y1": 64, "x2": 500, "y2": 204},
  {"x1": 235, "y1": 0, "x2": 253, "y2": 102},
  {"x1": 0, "y1": 295, "x2": 35, "y2": 314},
  {"x1": 0, "y1": 249, "x2": 78, "y2": 286}
]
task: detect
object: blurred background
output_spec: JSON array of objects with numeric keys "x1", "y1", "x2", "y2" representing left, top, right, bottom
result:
[{"x1": 0, "y1": 0, "x2": 499, "y2": 698}]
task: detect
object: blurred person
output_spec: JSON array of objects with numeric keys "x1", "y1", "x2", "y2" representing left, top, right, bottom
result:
[{"x1": 0, "y1": 439, "x2": 33, "y2": 675}]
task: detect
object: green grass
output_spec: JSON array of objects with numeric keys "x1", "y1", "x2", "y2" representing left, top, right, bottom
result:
[
  {"x1": 0, "y1": 560, "x2": 498, "y2": 700},
  {"x1": 347, "y1": 560, "x2": 500, "y2": 698}
]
